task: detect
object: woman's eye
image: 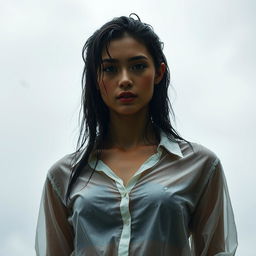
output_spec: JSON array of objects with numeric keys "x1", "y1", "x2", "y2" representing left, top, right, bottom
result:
[
  {"x1": 131, "y1": 63, "x2": 147, "y2": 71},
  {"x1": 103, "y1": 66, "x2": 117, "y2": 73}
]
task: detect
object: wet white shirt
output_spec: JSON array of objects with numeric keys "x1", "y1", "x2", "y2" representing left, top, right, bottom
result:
[{"x1": 35, "y1": 131, "x2": 238, "y2": 255}]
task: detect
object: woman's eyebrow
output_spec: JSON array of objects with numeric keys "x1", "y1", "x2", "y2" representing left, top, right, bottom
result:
[
  {"x1": 128, "y1": 55, "x2": 148, "y2": 61},
  {"x1": 102, "y1": 55, "x2": 148, "y2": 63}
]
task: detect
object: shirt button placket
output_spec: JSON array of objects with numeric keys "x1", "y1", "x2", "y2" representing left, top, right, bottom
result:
[{"x1": 117, "y1": 183, "x2": 132, "y2": 256}]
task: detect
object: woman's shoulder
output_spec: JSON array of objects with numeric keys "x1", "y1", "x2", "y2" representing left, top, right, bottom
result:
[
  {"x1": 46, "y1": 152, "x2": 78, "y2": 203},
  {"x1": 177, "y1": 140, "x2": 220, "y2": 165},
  {"x1": 48, "y1": 153, "x2": 74, "y2": 176},
  {"x1": 174, "y1": 140, "x2": 223, "y2": 186}
]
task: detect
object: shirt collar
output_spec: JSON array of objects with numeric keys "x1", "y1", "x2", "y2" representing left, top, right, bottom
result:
[
  {"x1": 157, "y1": 130, "x2": 183, "y2": 158},
  {"x1": 87, "y1": 130, "x2": 184, "y2": 164}
]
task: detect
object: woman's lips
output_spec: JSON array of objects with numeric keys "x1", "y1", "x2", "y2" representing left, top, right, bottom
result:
[
  {"x1": 118, "y1": 96, "x2": 137, "y2": 103},
  {"x1": 117, "y1": 91, "x2": 137, "y2": 99}
]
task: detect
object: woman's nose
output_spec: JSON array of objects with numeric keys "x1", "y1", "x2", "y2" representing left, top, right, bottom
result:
[{"x1": 118, "y1": 69, "x2": 133, "y2": 88}]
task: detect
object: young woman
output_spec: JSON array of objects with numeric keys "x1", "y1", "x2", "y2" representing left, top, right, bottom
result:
[{"x1": 35, "y1": 14, "x2": 238, "y2": 255}]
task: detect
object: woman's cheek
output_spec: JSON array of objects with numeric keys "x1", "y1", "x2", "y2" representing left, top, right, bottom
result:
[
  {"x1": 99, "y1": 79, "x2": 112, "y2": 98},
  {"x1": 139, "y1": 75, "x2": 155, "y2": 90}
]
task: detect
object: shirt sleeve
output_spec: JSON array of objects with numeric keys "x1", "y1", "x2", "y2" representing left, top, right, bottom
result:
[
  {"x1": 35, "y1": 177, "x2": 74, "y2": 256},
  {"x1": 190, "y1": 158, "x2": 238, "y2": 256}
]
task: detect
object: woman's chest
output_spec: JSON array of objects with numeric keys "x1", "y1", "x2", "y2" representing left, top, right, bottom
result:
[
  {"x1": 71, "y1": 174, "x2": 193, "y2": 238},
  {"x1": 99, "y1": 146, "x2": 158, "y2": 186}
]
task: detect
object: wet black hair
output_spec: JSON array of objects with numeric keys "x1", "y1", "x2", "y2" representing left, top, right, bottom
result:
[{"x1": 65, "y1": 14, "x2": 190, "y2": 204}]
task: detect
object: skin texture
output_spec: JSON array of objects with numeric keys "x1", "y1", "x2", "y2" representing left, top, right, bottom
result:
[{"x1": 97, "y1": 35, "x2": 166, "y2": 151}]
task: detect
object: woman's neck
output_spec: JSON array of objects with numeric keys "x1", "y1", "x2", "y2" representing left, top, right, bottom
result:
[{"x1": 104, "y1": 110, "x2": 158, "y2": 151}]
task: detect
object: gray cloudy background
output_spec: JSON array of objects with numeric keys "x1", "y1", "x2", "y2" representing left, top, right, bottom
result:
[{"x1": 0, "y1": 0, "x2": 255, "y2": 255}]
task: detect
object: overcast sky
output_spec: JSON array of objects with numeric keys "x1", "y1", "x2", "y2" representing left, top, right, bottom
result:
[{"x1": 0, "y1": 0, "x2": 255, "y2": 255}]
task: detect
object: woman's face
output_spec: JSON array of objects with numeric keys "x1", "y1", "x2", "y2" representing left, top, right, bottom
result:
[{"x1": 97, "y1": 35, "x2": 165, "y2": 116}]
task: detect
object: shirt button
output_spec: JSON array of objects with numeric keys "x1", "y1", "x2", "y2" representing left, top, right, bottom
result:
[{"x1": 125, "y1": 219, "x2": 130, "y2": 225}]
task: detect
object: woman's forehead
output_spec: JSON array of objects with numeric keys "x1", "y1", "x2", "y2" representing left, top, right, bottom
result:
[{"x1": 101, "y1": 35, "x2": 152, "y2": 61}]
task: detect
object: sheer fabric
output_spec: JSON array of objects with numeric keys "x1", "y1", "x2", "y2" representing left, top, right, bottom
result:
[{"x1": 35, "y1": 132, "x2": 238, "y2": 255}]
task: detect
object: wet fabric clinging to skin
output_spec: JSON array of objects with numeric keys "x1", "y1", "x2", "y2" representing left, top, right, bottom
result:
[{"x1": 35, "y1": 131, "x2": 238, "y2": 255}]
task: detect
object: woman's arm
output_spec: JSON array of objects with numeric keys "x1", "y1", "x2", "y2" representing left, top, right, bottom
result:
[
  {"x1": 35, "y1": 177, "x2": 74, "y2": 256},
  {"x1": 190, "y1": 159, "x2": 238, "y2": 256}
]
